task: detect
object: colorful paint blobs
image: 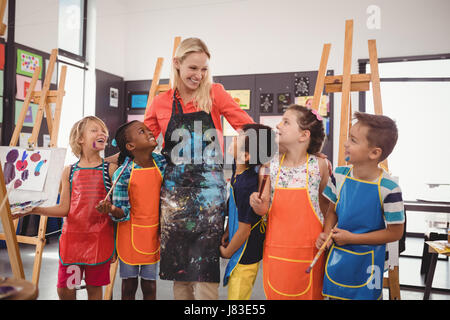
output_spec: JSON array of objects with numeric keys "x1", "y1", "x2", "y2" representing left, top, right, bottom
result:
[
  {"x1": 34, "y1": 160, "x2": 47, "y2": 176},
  {"x1": 30, "y1": 151, "x2": 41, "y2": 162},
  {"x1": 15, "y1": 150, "x2": 29, "y2": 171},
  {"x1": 14, "y1": 180, "x2": 22, "y2": 189},
  {"x1": 0, "y1": 147, "x2": 51, "y2": 192},
  {"x1": 16, "y1": 49, "x2": 43, "y2": 78},
  {"x1": 3, "y1": 149, "x2": 19, "y2": 184}
]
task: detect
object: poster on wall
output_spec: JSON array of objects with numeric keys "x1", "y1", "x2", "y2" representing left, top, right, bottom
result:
[
  {"x1": 0, "y1": 43, "x2": 4, "y2": 70},
  {"x1": 295, "y1": 95, "x2": 329, "y2": 116},
  {"x1": 277, "y1": 92, "x2": 291, "y2": 113},
  {"x1": 260, "y1": 115, "x2": 282, "y2": 131},
  {"x1": 110, "y1": 88, "x2": 119, "y2": 107},
  {"x1": 294, "y1": 76, "x2": 310, "y2": 96},
  {"x1": 16, "y1": 74, "x2": 42, "y2": 100},
  {"x1": 226, "y1": 89, "x2": 250, "y2": 110},
  {"x1": 259, "y1": 93, "x2": 274, "y2": 113},
  {"x1": 17, "y1": 49, "x2": 43, "y2": 79},
  {"x1": 15, "y1": 100, "x2": 38, "y2": 128},
  {"x1": 222, "y1": 117, "x2": 238, "y2": 136}
]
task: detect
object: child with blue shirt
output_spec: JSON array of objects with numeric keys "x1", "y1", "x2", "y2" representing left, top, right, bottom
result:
[
  {"x1": 96, "y1": 120, "x2": 166, "y2": 300},
  {"x1": 317, "y1": 112, "x2": 404, "y2": 300},
  {"x1": 220, "y1": 123, "x2": 277, "y2": 300}
]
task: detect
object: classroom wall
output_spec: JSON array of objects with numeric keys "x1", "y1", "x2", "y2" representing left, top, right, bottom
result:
[
  {"x1": 102, "y1": 0, "x2": 450, "y2": 164},
  {"x1": 15, "y1": 0, "x2": 59, "y2": 53}
]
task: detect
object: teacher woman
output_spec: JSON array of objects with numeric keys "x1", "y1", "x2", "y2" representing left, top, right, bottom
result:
[{"x1": 144, "y1": 38, "x2": 253, "y2": 300}]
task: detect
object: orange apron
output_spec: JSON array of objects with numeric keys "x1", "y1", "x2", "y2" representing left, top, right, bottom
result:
[
  {"x1": 116, "y1": 161, "x2": 162, "y2": 265},
  {"x1": 263, "y1": 154, "x2": 324, "y2": 300}
]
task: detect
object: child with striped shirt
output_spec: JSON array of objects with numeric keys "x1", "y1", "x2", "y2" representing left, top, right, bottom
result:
[{"x1": 317, "y1": 112, "x2": 404, "y2": 300}]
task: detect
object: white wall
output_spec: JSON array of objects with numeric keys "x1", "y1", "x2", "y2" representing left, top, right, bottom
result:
[
  {"x1": 95, "y1": 0, "x2": 127, "y2": 77},
  {"x1": 107, "y1": 0, "x2": 450, "y2": 165},
  {"x1": 15, "y1": 0, "x2": 59, "y2": 53},
  {"x1": 12, "y1": 0, "x2": 450, "y2": 165}
]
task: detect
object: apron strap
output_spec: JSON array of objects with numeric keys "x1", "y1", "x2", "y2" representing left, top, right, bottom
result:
[{"x1": 172, "y1": 91, "x2": 184, "y2": 115}]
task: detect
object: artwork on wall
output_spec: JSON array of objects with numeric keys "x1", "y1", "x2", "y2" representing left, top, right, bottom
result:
[
  {"x1": 259, "y1": 93, "x2": 274, "y2": 113},
  {"x1": 260, "y1": 115, "x2": 282, "y2": 131},
  {"x1": 14, "y1": 101, "x2": 38, "y2": 128},
  {"x1": 16, "y1": 49, "x2": 43, "y2": 79},
  {"x1": 222, "y1": 117, "x2": 238, "y2": 137},
  {"x1": 295, "y1": 95, "x2": 329, "y2": 116},
  {"x1": 294, "y1": 76, "x2": 310, "y2": 96},
  {"x1": 0, "y1": 43, "x2": 4, "y2": 70},
  {"x1": 0, "y1": 147, "x2": 51, "y2": 192},
  {"x1": 277, "y1": 92, "x2": 292, "y2": 113},
  {"x1": 110, "y1": 87, "x2": 119, "y2": 107},
  {"x1": 226, "y1": 89, "x2": 251, "y2": 110},
  {"x1": 16, "y1": 74, "x2": 42, "y2": 100}
]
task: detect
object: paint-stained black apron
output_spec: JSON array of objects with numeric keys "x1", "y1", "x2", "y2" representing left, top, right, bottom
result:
[{"x1": 159, "y1": 92, "x2": 226, "y2": 283}]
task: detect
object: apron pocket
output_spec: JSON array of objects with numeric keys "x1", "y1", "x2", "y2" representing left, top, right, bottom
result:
[
  {"x1": 325, "y1": 245, "x2": 375, "y2": 288},
  {"x1": 132, "y1": 223, "x2": 160, "y2": 255},
  {"x1": 266, "y1": 255, "x2": 312, "y2": 297}
]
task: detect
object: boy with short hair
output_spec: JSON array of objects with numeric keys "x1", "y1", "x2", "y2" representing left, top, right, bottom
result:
[
  {"x1": 317, "y1": 112, "x2": 404, "y2": 300},
  {"x1": 220, "y1": 123, "x2": 277, "y2": 300}
]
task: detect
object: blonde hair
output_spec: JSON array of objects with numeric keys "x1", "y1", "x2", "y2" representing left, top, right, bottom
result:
[
  {"x1": 69, "y1": 116, "x2": 108, "y2": 158},
  {"x1": 171, "y1": 37, "x2": 213, "y2": 113}
]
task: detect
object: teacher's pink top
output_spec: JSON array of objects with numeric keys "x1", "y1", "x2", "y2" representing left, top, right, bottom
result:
[{"x1": 144, "y1": 83, "x2": 254, "y2": 151}]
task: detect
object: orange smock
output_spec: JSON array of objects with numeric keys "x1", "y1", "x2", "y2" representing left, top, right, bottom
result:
[{"x1": 263, "y1": 154, "x2": 324, "y2": 300}]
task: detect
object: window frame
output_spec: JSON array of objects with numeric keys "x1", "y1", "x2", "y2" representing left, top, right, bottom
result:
[{"x1": 58, "y1": 0, "x2": 88, "y2": 63}]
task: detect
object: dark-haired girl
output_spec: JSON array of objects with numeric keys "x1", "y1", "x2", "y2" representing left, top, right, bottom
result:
[
  {"x1": 250, "y1": 104, "x2": 330, "y2": 300},
  {"x1": 96, "y1": 120, "x2": 166, "y2": 300}
]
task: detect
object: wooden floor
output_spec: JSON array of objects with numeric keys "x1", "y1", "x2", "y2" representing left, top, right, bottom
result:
[{"x1": 0, "y1": 236, "x2": 449, "y2": 300}]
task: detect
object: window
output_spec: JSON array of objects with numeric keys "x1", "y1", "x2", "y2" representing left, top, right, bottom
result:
[
  {"x1": 360, "y1": 55, "x2": 450, "y2": 201},
  {"x1": 58, "y1": 0, "x2": 87, "y2": 61}
]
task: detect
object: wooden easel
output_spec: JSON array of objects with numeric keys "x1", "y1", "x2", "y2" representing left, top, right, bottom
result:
[
  {"x1": 103, "y1": 36, "x2": 181, "y2": 300},
  {"x1": 311, "y1": 20, "x2": 401, "y2": 300},
  {"x1": 0, "y1": 48, "x2": 67, "y2": 285}
]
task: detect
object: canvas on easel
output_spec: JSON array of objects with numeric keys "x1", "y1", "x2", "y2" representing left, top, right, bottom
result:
[
  {"x1": 310, "y1": 20, "x2": 401, "y2": 300},
  {"x1": 103, "y1": 36, "x2": 181, "y2": 300},
  {"x1": 0, "y1": 48, "x2": 67, "y2": 286}
]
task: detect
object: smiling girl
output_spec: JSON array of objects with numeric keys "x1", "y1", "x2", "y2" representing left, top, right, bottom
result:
[
  {"x1": 250, "y1": 104, "x2": 330, "y2": 300},
  {"x1": 15, "y1": 116, "x2": 118, "y2": 300}
]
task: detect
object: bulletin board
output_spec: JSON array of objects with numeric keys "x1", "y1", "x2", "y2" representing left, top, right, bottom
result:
[
  {"x1": 2, "y1": 43, "x2": 54, "y2": 148},
  {"x1": 213, "y1": 70, "x2": 335, "y2": 163},
  {"x1": 123, "y1": 70, "x2": 334, "y2": 164}
]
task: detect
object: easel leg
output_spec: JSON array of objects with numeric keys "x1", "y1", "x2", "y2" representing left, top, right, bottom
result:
[
  {"x1": 311, "y1": 43, "x2": 331, "y2": 111},
  {"x1": 104, "y1": 259, "x2": 119, "y2": 300},
  {"x1": 388, "y1": 266, "x2": 401, "y2": 300},
  {"x1": 338, "y1": 20, "x2": 353, "y2": 166},
  {"x1": 0, "y1": 166, "x2": 25, "y2": 279},
  {"x1": 31, "y1": 216, "x2": 48, "y2": 285}
]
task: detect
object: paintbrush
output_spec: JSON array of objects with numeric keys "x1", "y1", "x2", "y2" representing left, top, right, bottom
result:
[
  {"x1": 305, "y1": 223, "x2": 337, "y2": 273},
  {"x1": 102, "y1": 158, "x2": 131, "y2": 203},
  {"x1": 258, "y1": 166, "x2": 270, "y2": 199}
]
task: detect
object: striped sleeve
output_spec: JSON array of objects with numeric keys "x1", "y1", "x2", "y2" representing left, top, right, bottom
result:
[
  {"x1": 323, "y1": 173, "x2": 338, "y2": 203},
  {"x1": 322, "y1": 166, "x2": 351, "y2": 204},
  {"x1": 111, "y1": 160, "x2": 133, "y2": 222},
  {"x1": 380, "y1": 175, "x2": 405, "y2": 224}
]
